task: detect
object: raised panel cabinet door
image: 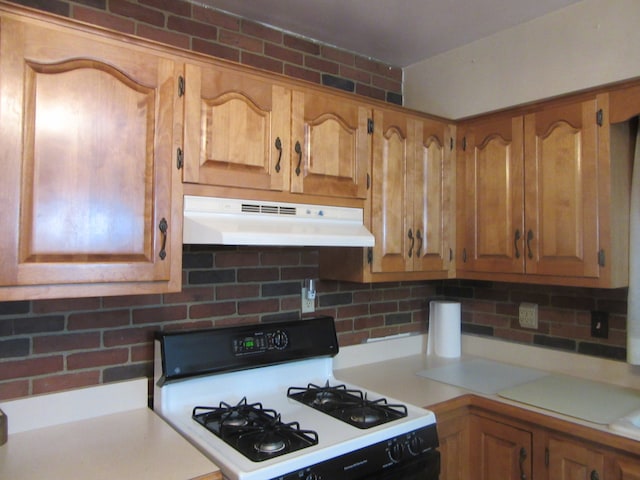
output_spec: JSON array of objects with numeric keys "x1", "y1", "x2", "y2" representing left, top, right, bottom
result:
[
  {"x1": 371, "y1": 109, "x2": 412, "y2": 273},
  {"x1": 437, "y1": 414, "x2": 470, "y2": 480},
  {"x1": 547, "y1": 436, "x2": 605, "y2": 480},
  {"x1": 413, "y1": 117, "x2": 453, "y2": 274},
  {"x1": 290, "y1": 90, "x2": 371, "y2": 199},
  {"x1": 0, "y1": 16, "x2": 181, "y2": 291},
  {"x1": 470, "y1": 416, "x2": 532, "y2": 480},
  {"x1": 460, "y1": 115, "x2": 525, "y2": 274},
  {"x1": 183, "y1": 63, "x2": 291, "y2": 191},
  {"x1": 613, "y1": 456, "x2": 640, "y2": 480},
  {"x1": 524, "y1": 99, "x2": 599, "y2": 278}
]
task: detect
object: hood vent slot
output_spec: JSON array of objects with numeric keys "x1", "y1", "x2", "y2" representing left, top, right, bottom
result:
[{"x1": 241, "y1": 203, "x2": 296, "y2": 216}]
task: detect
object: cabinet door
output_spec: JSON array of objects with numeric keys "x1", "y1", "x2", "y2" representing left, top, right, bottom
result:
[
  {"x1": 547, "y1": 436, "x2": 605, "y2": 480},
  {"x1": 612, "y1": 455, "x2": 640, "y2": 480},
  {"x1": 470, "y1": 416, "x2": 532, "y2": 480},
  {"x1": 291, "y1": 89, "x2": 370, "y2": 199},
  {"x1": 371, "y1": 109, "x2": 412, "y2": 273},
  {"x1": 437, "y1": 414, "x2": 470, "y2": 480},
  {"x1": 0, "y1": 16, "x2": 182, "y2": 295},
  {"x1": 413, "y1": 117, "x2": 453, "y2": 274},
  {"x1": 183, "y1": 64, "x2": 291, "y2": 191},
  {"x1": 460, "y1": 115, "x2": 525, "y2": 274},
  {"x1": 524, "y1": 99, "x2": 599, "y2": 278}
]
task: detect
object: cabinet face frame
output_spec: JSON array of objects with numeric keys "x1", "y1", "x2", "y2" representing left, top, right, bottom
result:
[{"x1": 0, "y1": 13, "x2": 183, "y2": 298}]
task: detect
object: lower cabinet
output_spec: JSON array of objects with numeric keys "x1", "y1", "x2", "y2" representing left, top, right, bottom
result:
[
  {"x1": 611, "y1": 456, "x2": 640, "y2": 480},
  {"x1": 470, "y1": 415, "x2": 532, "y2": 480},
  {"x1": 435, "y1": 407, "x2": 470, "y2": 480},
  {"x1": 547, "y1": 435, "x2": 605, "y2": 480},
  {"x1": 432, "y1": 396, "x2": 640, "y2": 480}
]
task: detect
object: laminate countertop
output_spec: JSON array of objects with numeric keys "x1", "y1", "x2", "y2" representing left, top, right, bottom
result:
[
  {"x1": 333, "y1": 333, "x2": 640, "y2": 443},
  {"x1": 0, "y1": 379, "x2": 221, "y2": 480}
]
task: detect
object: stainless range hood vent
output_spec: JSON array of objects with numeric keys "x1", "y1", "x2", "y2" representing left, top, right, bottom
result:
[{"x1": 183, "y1": 195, "x2": 375, "y2": 247}]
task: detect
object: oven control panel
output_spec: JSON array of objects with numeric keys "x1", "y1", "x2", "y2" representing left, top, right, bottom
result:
[{"x1": 233, "y1": 329, "x2": 289, "y2": 355}]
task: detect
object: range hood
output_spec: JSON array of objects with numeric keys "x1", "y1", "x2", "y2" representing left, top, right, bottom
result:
[{"x1": 183, "y1": 195, "x2": 375, "y2": 247}]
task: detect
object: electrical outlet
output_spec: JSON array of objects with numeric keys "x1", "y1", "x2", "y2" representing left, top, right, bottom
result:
[
  {"x1": 591, "y1": 311, "x2": 609, "y2": 338},
  {"x1": 519, "y1": 303, "x2": 538, "y2": 329},
  {"x1": 301, "y1": 287, "x2": 315, "y2": 313}
]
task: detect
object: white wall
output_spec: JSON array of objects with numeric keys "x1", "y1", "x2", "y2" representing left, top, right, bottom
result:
[{"x1": 403, "y1": 0, "x2": 640, "y2": 119}]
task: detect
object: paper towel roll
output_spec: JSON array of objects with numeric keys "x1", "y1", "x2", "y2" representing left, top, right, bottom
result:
[{"x1": 427, "y1": 300, "x2": 461, "y2": 358}]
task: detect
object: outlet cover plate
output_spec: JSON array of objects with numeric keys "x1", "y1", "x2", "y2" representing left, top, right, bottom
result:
[
  {"x1": 591, "y1": 311, "x2": 609, "y2": 338},
  {"x1": 519, "y1": 303, "x2": 538, "y2": 329},
  {"x1": 301, "y1": 287, "x2": 315, "y2": 313}
]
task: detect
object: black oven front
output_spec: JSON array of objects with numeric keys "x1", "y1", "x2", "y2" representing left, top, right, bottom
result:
[{"x1": 279, "y1": 424, "x2": 440, "y2": 480}]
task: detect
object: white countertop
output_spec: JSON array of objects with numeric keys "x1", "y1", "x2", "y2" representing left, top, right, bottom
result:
[
  {"x1": 0, "y1": 379, "x2": 220, "y2": 480},
  {"x1": 333, "y1": 333, "x2": 640, "y2": 441}
]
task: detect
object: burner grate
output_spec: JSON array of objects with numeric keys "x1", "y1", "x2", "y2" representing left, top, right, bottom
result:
[
  {"x1": 192, "y1": 397, "x2": 318, "y2": 462},
  {"x1": 287, "y1": 381, "x2": 408, "y2": 429}
]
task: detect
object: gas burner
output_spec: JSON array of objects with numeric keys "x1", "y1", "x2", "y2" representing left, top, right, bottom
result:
[
  {"x1": 287, "y1": 382, "x2": 408, "y2": 429},
  {"x1": 192, "y1": 397, "x2": 319, "y2": 462}
]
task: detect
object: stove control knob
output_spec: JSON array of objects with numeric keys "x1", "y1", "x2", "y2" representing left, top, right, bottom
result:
[
  {"x1": 408, "y1": 435, "x2": 424, "y2": 456},
  {"x1": 388, "y1": 441, "x2": 404, "y2": 463},
  {"x1": 272, "y1": 330, "x2": 289, "y2": 350}
]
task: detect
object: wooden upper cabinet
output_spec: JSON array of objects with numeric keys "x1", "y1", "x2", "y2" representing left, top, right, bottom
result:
[
  {"x1": 183, "y1": 66, "x2": 370, "y2": 201},
  {"x1": 524, "y1": 100, "x2": 599, "y2": 278},
  {"x1": 413, "y1": 116, "x2": 454, "y2": 273},
  {"x1": 291, "y1": 90, "x2": 371, "y2": 199},
  {"x1": 183, "y1": 63, "x2": 291, "y2": 191},
  {"x1": 0, "y1": 13, "x2": 183, "y2": 299},
  {"x1": 459, "y1": 114, "x2": 524, "y2": 274},
  {"x1": 371, "y1": 109, "x2": 411, "y2": 273},
  {"x1": 458, "y1": 94, "x2": 632, "y2": 287},
  {"x1": 372, "y1": 109, "x2": 452, "y2": 274}
]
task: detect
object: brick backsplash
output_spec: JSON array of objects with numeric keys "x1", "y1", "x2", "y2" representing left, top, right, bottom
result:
[
  {"x1": 0, "y1": 246, "x2": 630, "y2": 401},
  {"x1": 8, "y1": 0, "x2": 404, "y2": 104},
  {"x1": 0, "y1": 1, "x2": 631, "y2": 401}
]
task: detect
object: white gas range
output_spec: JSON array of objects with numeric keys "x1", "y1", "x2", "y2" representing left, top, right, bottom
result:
[{"x1": 153, "y1": 316, "x2": 440, "y2": 480}]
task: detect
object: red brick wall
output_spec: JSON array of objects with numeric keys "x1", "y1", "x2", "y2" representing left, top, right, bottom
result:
[
  {"x1": 0, "y1": 246, "x2": 629, "y2": 401},
  {"x1": 0, "y1": 246, "x2": 433, "y2": 400},
  {"x1": 8, "y1": 0, "x2": 404, "y2": 104}
]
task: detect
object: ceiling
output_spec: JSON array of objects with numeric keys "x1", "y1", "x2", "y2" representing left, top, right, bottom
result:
[{"x1": 190, "y1": 0, "x2": 583, "y2": 67}]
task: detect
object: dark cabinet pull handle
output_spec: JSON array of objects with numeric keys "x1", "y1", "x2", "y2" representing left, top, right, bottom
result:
[
  {"x1": 274, "y1": 137, "x2": 282, "y2": 173},
  {"x1": 294, "y1": 141, "x2": 302, "y2": 176},
  {"x1": 462, "y1": 248, "x2": 467, "y2": 263},
  {"x1": 159, "y1": 218, "x2": 168, "y2": 260},
  {"x1": 519, "y1": 447, "x2": 527, "y2": 480},
  {"x1": 416, "y1": 229, "x2": 423, "y2": 257},
  {"x1": 514, "y1": 229, "x2": 522, "y2": 259},
  {"x1": 526, "y1": 229, "x2": 534, "y2": 259},
  {"x1": 408, "y1": 229, "x2": 414, "y2": 258},
  {"x1": 590, "y1": 470, "x2": 599, "y2": 480}
]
